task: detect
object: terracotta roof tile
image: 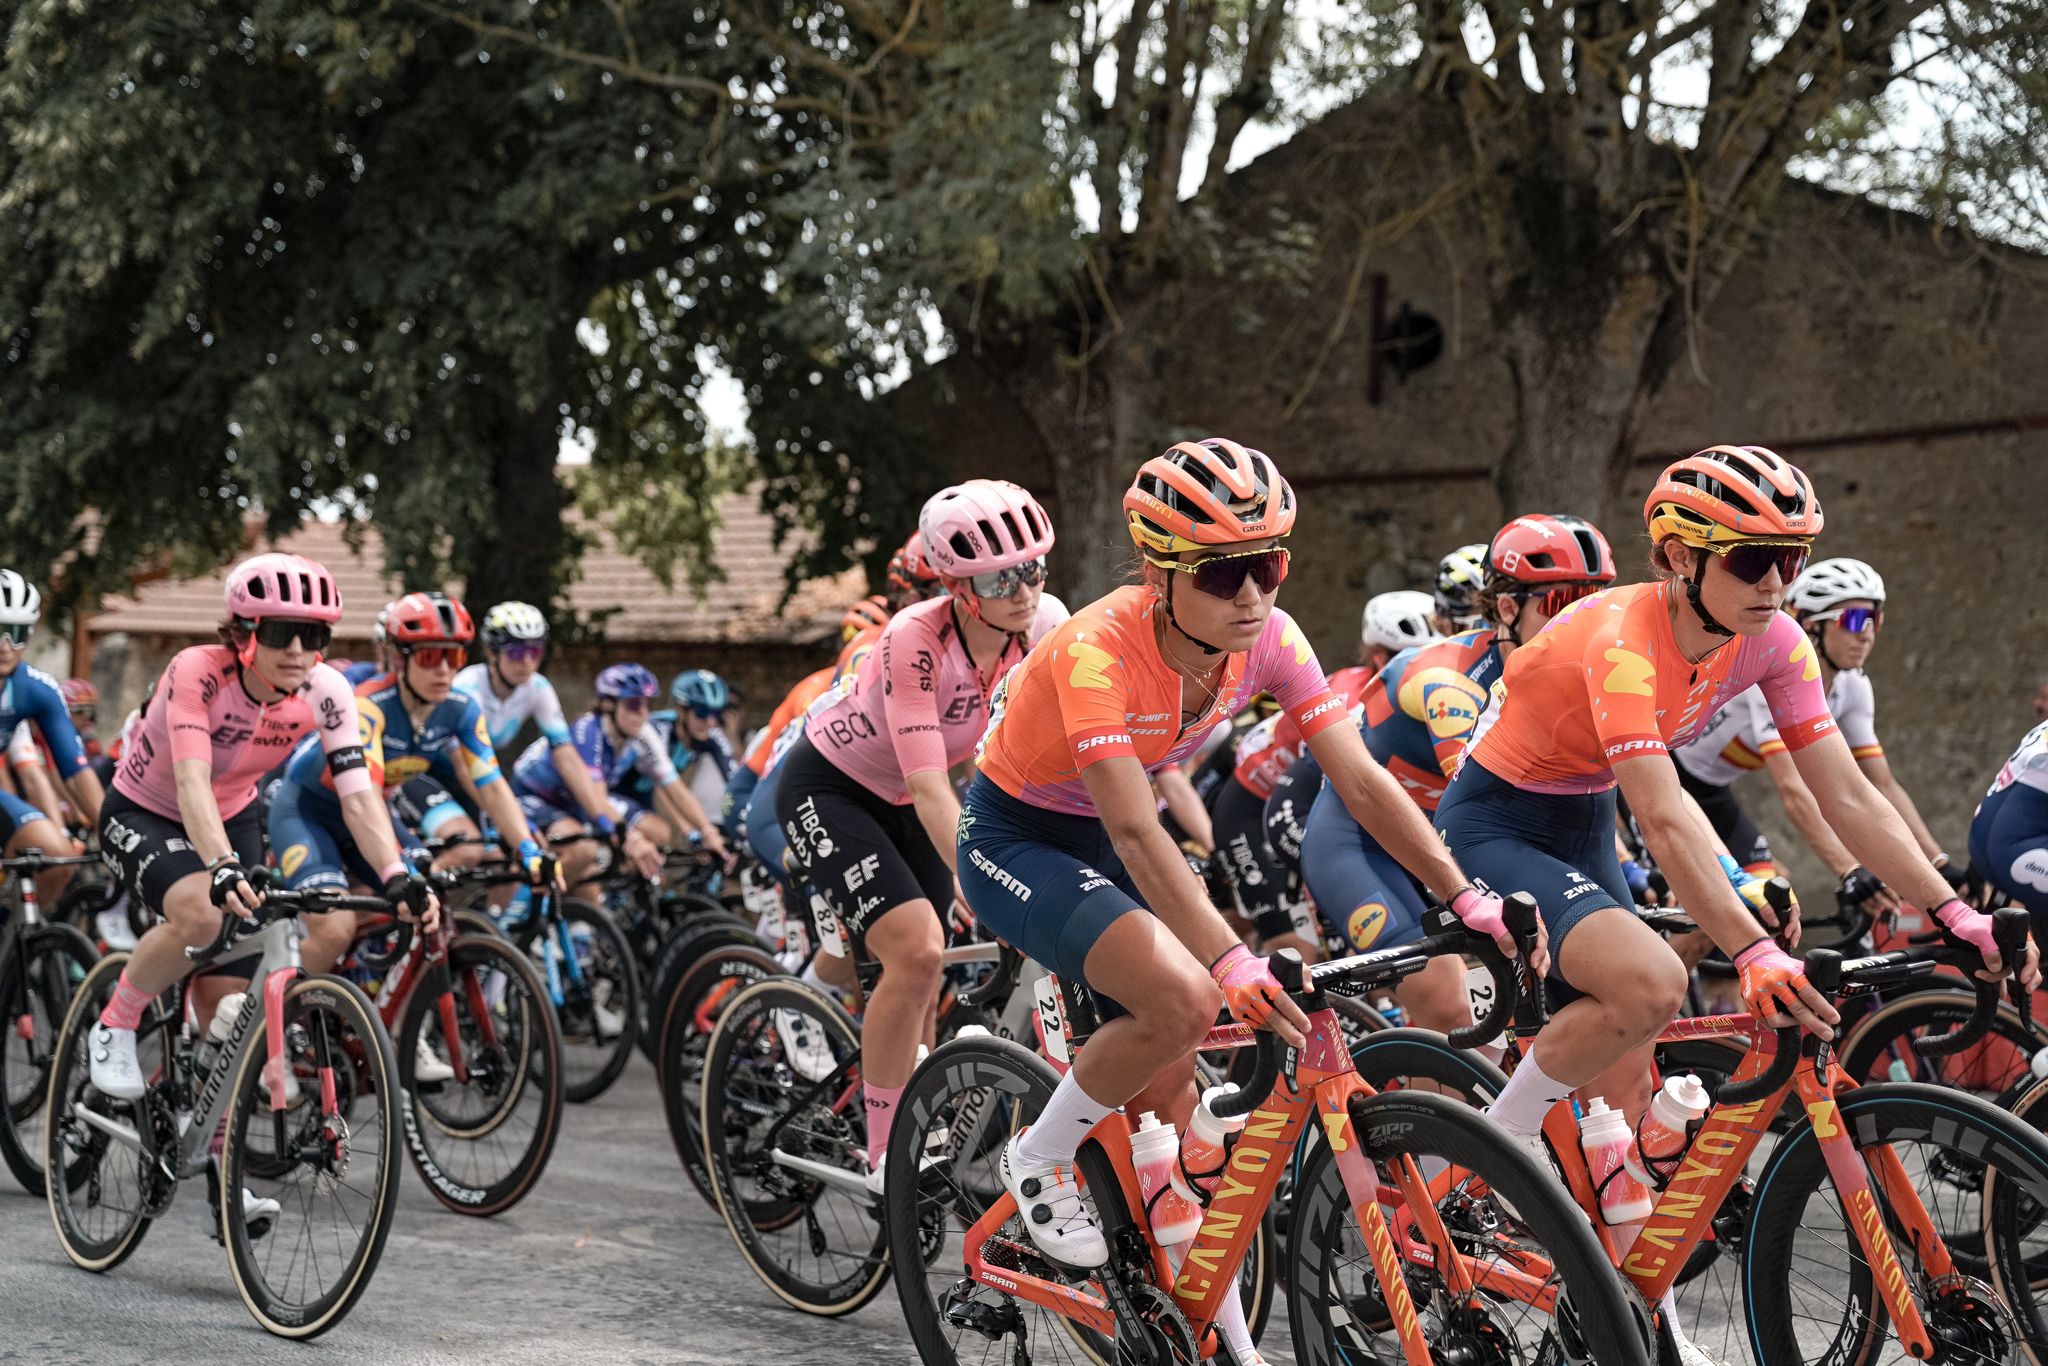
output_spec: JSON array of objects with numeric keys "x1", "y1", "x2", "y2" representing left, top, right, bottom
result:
[{"x1": 88, "y1": 490, "x2": 861, "y2": 647}]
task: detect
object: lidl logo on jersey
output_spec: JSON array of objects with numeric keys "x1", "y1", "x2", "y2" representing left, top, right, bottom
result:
[
  {"x1": 1400, "y1": 666, "x2": 1488, "y2": 741},
  {"x1": 1347, "y1": 902, "x2": 1389, "y2": 949},
  {"x1": 281, "y1": 844, "x2": 308, "y2": 878}
]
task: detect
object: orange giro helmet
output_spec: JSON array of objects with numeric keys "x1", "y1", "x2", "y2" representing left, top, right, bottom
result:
[
  {"x1": 1125, "y1": 439, "x2": 1295, "y2": 554},
  {"x1": 387, "y1": 591, "x2": 474, "y2": 648},
  {"x1": 841, "y1": 595, "x2": 891, "y2": 643},
  {"x1": 1644, "y1": 445, "x2": 1822, "y2": 548}
]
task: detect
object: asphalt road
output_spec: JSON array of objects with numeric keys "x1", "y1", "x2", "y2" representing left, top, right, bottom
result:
[{"x1": 0, "y1": 1053, "x2": 1306, "y2": 1365}]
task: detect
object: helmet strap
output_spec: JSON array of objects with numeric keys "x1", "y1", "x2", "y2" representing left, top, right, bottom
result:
[
  {"x1": 489, "y1": 658, "x2": 516, "y2": 697},
  {"x1": 1806, "y1": 619, "x2": 1847, "y2": 674},
  {"x1": 1160, "y1": 573, "x2": 1226, "y2": 656},
  {"x1": 1683, "y1": 552, "x2": 1735, "y2": 638}
]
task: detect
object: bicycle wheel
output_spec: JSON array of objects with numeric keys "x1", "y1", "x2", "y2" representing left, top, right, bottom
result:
[
  {"x1": 218, "y1": 973, "x2": 399, "y2": 1338},
  {"x1": 44, "y1": 952, "x2": 161, "y2": 1271},
  {"x1": 542, "y1": 899, "x2": 640, "y2": 1103},
  {"x1": 656, "y1": 941, "x2": 785, "y2": 1206},
  {"x1": 700, "y1": 977, "x2": 889, "y2": 1316},
  {"x1": 1836, "y1": 989, "x2": 2042, "y2": 1099},
  {"x1": 1290, "y1": 1088, "x2": 1652, "y2": 1366},
  {"x1": 1746, "y1": 1082, "x2": 2048, "y2": 1366},
  {"x1": 638, "y1": 911, "x2": 769, "y2": 1063},
  {"x1": 0, "y1": 922, "x2": 98, "y2": 1193},
  {"x1": 397, "y1": 933, "x2": 564, "y2": 1215},
  {"x1": 1987, "y1": 1076, "x2": 2048, "y2": 1366},
  {"x1": 883, "y1": 1032, "x2": 1114, "y2": 1365}
]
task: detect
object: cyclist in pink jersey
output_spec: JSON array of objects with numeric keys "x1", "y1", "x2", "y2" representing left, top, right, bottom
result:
[
  {"x1": 958, "y1": 441, "x2": 1527, "y2": 1348},
  {"x1": 775, "y1": 479, "x2": 1065, "y2": 1190},
  {"x1": 91, "y1": 554, "x2": 438, "y2": 1102}
]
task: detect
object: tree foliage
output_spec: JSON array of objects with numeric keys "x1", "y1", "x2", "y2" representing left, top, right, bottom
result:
[{"x1": 0, "y1": 1, "x2": 919, "y2": 623}]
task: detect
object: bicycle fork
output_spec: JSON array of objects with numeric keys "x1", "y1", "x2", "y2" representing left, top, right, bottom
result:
[{"x1": 1797, "y1": 1065, "x2": 1942, "y2": 1357}]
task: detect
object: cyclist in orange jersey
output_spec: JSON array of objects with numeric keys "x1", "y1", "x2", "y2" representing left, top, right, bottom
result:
[{"x1": 959, "y1": 440, "x2": 1530, "y2": 1366}]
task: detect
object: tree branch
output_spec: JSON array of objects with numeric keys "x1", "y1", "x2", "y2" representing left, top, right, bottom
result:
[{"x1": 1196, "y1": 0, "x2": 1289, "y2": 203}]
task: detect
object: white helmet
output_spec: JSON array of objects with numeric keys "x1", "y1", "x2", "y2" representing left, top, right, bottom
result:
[
  {"x1": 1787, "y1": 558, "x2": 1885, "y2": 616},
  {"x1": 371, "y1": 601, "x2": 396, "y2": 646},
  {"x1": 0, "y1": 570, "x2": 42, "y2": 628},
  {"x1": 1433, "y1": 544, "x2": 1488, "y2": 623},
  {"x1": 481, "y1": 601, "x2": 549, "y2": 651},
  {"x1": 1362, "y1": 590, "x2": 1443, "y2": 652}
]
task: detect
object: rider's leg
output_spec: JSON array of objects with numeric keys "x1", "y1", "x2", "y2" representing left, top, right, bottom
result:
[
  {"x1": 856, "y1": 897, "x2": 944, "y2": 1165},
  {"x1": 2, "y1": 803, "x2": 78, "y2": 906},
  {"x1": 298, "y1": 909, "x2": 358, "y2": 979}
]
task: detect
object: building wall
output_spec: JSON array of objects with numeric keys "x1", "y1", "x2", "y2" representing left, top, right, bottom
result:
[{"x1": 894, "y1": 104, "x2": 2048, "y2": 902}]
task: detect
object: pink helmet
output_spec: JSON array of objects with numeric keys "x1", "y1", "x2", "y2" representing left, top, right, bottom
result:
[
  {"x1": 918, "y1": 480, "x2": 1055, "y2": 578},
  {"x1": 225, "y1": 553, "x2": 343, "y2": 624}
]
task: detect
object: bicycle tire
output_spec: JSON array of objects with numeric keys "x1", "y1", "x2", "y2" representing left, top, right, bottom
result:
[
  {"x1": 397, "y1": 933, "x2": 564, "y2": 1216},
  {"x1": 1987, "y1": 1075, "x2": 2048, "y2": 1366},
  {"x1": 656, "y1": 942, "x2": 786, "y2": 1207},
  {"x1": 1745, "y1": 1082, "x2": 2048, "y2": 1366},
  {"x1": 219, "y1": 973, "x2": 400, "y2": 1339},
  {"x1": 1836, "y1": 989, "x2": 2043, "y2": 1097},
  {"x1": 1289, "y1": 1088, "x2": 1652, "y2": 1366},
  {"x1": 44, "y1": 951, "x2": 156, "y2": 1272},
  {"x1": 0, "y1": 922, "x2": 98, "y2": 1193},
  {"x1": 637, "y1": 911, "x2": 769, "y2": 1063},
  {"x1": 700, "y1": 976, "x2": 890, "y2": 1317},
  {"x1": 545, "y1": 899, "x2": 640, "y2": 1103}
]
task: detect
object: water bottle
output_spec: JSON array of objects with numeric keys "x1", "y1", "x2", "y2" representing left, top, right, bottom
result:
[
  {"x1": 1171, "y1": 1084, "x2": 1247, "y2": 1205},
  {"x1": 195, "y1": 992, "x2": 246, "y2": 1075},
  {"x1": 1129, "y1": 1112, "x2": 1203, "y2": 1246},
  {"x1": 2030, "y1": 1046, "x2": 2048, "y2": 1083},
  {"x1": 1375, "y1": 998, "x2": 1407, "y2": 1029},
  {"x1": 1577, "y1": 1096, "x2": 1652, "y2": 1225},
  {"x1": 1627, "y1": 1074, "x2": 1708, "y2": 1190}
]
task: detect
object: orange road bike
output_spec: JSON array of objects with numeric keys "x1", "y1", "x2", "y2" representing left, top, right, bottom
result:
[
  {"x1": 1354, "y1": 903, "x2": 2048, "y2": 1366},
  {"x1": 883, "y1": 896, "x2": 1655, "y2": 1366}
]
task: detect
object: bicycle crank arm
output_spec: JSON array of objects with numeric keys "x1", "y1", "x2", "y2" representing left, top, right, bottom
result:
[{"x1": 70, "y1": 1102, "x2": 145, "y2": 1155}]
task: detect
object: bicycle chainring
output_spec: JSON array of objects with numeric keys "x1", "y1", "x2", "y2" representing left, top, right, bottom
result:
[{"x1": 1115, "y1": 1280, "x2": 1201, "y2": 1366}]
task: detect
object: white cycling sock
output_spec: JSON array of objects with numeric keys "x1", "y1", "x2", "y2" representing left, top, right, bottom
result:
[
  {"x1": 1660, "y1": 1288, "x2": 1684, "y2": 1339},
  {"x1": 800, "y1": 959, "x2": 827, "y2": 990},
  {"x1": 1482, "y1": 1050, "x2": 1575, "y2": 1140},
  {"x1": 1215, "y1": 1271, "x2": 1257, "y2": 1363},
  {"x1": 1012, "y1": 1070, "x2": 1113, "y2": 1169}
]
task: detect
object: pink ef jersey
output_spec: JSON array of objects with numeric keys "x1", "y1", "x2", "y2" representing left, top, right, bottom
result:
[
  {"x1": 113, "y1": 646, "x2": 373, "y2": 821},
  {"x1": 801, "y1": 593, "x2": 1068, "y2": 804}
]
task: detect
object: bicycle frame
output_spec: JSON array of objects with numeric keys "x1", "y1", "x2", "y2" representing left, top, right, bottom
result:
[
  {"x1": 349, "y1": 911, "x2": 497, "y2": 1086},
  {"x1": 1505, "y1": 1012, "x2": 1950, "y2": 1357},
  {"x1": 958, "y1": 1000, "x2": 1527, "y2": 1365}
]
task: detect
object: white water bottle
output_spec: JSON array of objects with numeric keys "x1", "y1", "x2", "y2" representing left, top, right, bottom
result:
[
  {"x1": 1129, "y1": 1112, "x2": 1203, "y2": 1246},
  {"x1": 210, "y1": 992, "x2": 247, "y2": 1043},
  {"x1": 1627, "y1": 1073, "x2": 1708, "y2": 1189},
  {"x1": 1578, "y1": 1096, "x2": 1652, "y2": 1225},
  {"x1": 1170, "y1": 1084, "x2": 1248, "y2": 1206}
]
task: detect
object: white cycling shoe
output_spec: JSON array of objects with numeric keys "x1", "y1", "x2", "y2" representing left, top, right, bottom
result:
[
  {"x1": 1671, "y1": 1332, "x2": 1728, "y2": 1366},
  {"x1": 773, "y1": 1008, "x2": 837, "y2": 1082},
  {"x1": 89, "y1": 1024, "x2": 146, "y2": 1099},
  {"x1": 413, "y1": 1035, "x2": 456, "y2": 1084},
  {"x1": 591, "y1": 995, "x2": 627, "y2": 1042},
  {"x1": 999, "y1": 1134, "x2": 1108, "y2": 1269},
  {"x1": 260, "y1": 1053, "x2": 303, "y2": 1107},
  {"x1": 95, "y1": 906, "x2": 139, "y2": 952}
]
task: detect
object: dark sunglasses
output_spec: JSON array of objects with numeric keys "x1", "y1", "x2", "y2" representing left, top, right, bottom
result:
[
  {"x1": 615, "y1": 695, "x2": 651, "y2": 713},
  {"x1": 686, "y1": 705, "x2": 722, "y2": 721},
  {"x1": 402, "y1": 645, "x2": 464, "y2": 671},
  {"x1": 0, "y1": 622, "x2": 31, "y2": 647},
  {"x1": 498, "y1": 643, "x2": 545, "y2": 664},
  {"x1": 69, "y1": 705, "x2": 96, "y2": 726},
  {"x1": 1522, "y1": 581, "x2": 1605, "y2": 618},
  {"x1": 1814, "y1": 606, "x2": 1881, "y2": 635},
  {"x1": 1705, "y1": 541, "x2": 1809, "y2": 587},
  {"x1": 1150, "y1": 547, "x2": 1291, "y2": 600},
  {"x1": 249, "y1": 619, "x2": 335, "y2": 653},
  {"x1": 967, "y1": 557, "x2": 1049, "y2": 601}
]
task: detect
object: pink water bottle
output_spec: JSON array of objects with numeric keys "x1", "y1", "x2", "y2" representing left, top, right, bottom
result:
[
  {"x1": 1626, "y1": 1073, "x2": 1708, "y2": 1190},
  {"x1": 1170, "y1": 1084, "x2": 1247, "y2": 1206},
  {"x1": 1577, "y1": 1097, "x2": 1652, "y2": 1225},
  {"x1": 1129, "y1": 1112, "x2": 1203, "y2": 1247}
]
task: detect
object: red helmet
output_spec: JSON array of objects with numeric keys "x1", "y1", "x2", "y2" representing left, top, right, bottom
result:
[
  {"x1": 840, "y1": 595, "x2": 890, "y2": 644},
  {"x1": 387, "y1": 591, "x2": 474, "y2": 648},
  {"x1": 1124, "y1": 439, "x2": 1295, "y2": 554},
  {"x1": 60, "y1": 677, "x2": 98, "y2": 713},
  {"x1": 1645, "y1": 445, "x2": 1822, "y2": 547},
  {"x1": 886, "y1": 532, "x2": 942, "y2": 596},
  {"x1": 224, "y1": 553, "x2": 342, "y2": 624},
  {"x1": 1486, "y1": 515, "x2": 1617, "y2": 587}
]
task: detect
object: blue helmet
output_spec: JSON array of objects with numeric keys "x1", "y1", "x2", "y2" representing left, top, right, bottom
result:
[
  {"x1": 594, "y1": 663, "x2": 658, "y2": 700},
  {"x1": 670, "y1": 668, "x2": 729, "y2": 714}
]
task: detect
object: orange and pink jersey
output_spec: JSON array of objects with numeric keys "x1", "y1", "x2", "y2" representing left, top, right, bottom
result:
[
  {"x1": 976, "y1": 586, "x2": 1346, "y2": 816},
  {"x1": 112, "y1": 646, "x2": 373, "y2": 822},
  {"x1": 1464, "y1": 579, "x2": 1833, "y2": 796}
]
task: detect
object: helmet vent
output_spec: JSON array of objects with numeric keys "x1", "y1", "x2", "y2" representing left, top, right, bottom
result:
[{"x1": 948, "y1": 530, "x2": 977, "y2": 561}]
